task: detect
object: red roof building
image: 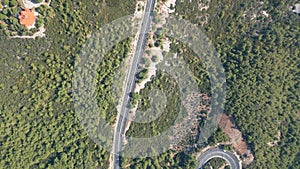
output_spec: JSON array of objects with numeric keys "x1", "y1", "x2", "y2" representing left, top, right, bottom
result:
[{"x1": 19, "y1": 9, "x2": 36, "y2": 28}]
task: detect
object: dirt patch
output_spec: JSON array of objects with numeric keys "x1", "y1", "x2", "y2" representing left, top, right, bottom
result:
[
  {"x1": 219, "y1": 163, "x2": 229, "y2": 169},
  {"x1": 133, "y1": 0, "x2": 178, "y2": 90},
  {"x1": 218, "y1": 114, "x2": 254, "y2": 166},
  {"x1": 133, "y1": 0, "x2": 176, "y2": 93},
  {"x1": 198, "y1": 0, "x2": 210, "y2": 11},
  {"x1": 160, "y1": 0, "x2": 176, "y2": 14},
  {"x1": 9, "y1": 25, "x2": 46, "y2": 39},
  {"x1": 133, "y1": 46, "x2": 163, "y2": 93},
  {"x1": 22, "y1": 0, "x2": 51, "y2": 9},
  {"x1": 292, "y1": 4, "x2": 300, "y2": 14},
  {"x1": 267, "y1": 130, "x2": 281, "y2": 147}
]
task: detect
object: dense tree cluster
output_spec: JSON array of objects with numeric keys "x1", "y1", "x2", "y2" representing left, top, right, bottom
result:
[
  {"x1": 127, "y1": 71, "x2": 181, "y2": 138},
  {"x1": 121, "y1": 150, "x2": 197, "y2": 169},
  {"x1": 173, "y1": 0, "x2": 300, "y2": 168},
  {"x1": 136, "y1": 68, "x2": 149, "y2": 83},
  {"x1": 122, "y1": 0, "x2": 299, "y2": 168},
  {"x1": 0, "y1": 0, "x2": 299, "y2": 168},
  {"x1": 203, "y1": 158, "x2": 228, "y2": 169},
  {"x1": 0, "y1": 0, "x2": 135, "y2": 168}
]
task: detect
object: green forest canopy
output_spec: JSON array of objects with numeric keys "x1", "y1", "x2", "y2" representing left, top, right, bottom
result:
[{"x1": 0, "y1": 0, "x2": 299, "y2": 168}]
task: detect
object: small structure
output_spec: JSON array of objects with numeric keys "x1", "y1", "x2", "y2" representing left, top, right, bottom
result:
[
  {"x1": 293, "y1": 4, "x2": 300, "y2": 14},
  {"x1": 19, "y1": 9, "x2": 36, "y2": 28}
]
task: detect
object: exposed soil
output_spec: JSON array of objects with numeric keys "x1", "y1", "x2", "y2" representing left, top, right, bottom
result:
[
  {"x1": 218, "y1": 114, "x2": 254, "y2": 166},
  {"x1": 267, "y1": 130, "x2": 281, "y2": 147},
  {"x1": 133, "y1": 0, "x2": 176, "y2": 93},
  {"x1": 9, "y1": 25, "x2": 46, "y2": 39},
  {"x1": 22, "y1": 0, "x2": 51, "y2": 9}
]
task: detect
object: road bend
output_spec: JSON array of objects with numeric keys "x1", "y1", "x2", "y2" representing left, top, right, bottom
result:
[{"x1": 197, "y1": 148, "x2": 241, "y2": 169}]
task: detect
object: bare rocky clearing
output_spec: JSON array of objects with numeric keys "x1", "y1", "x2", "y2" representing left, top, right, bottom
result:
[{"x1": 219, "y1": 114, "x2": 254, "y2": 166}]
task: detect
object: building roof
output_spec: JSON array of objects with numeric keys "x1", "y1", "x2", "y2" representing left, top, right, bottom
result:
[
  {"x1": 19, "y1": 9, "x2": 36, "y2": 28},
  {"x1": 295, "y1": 4, "x2": 300, "y2": 14}
]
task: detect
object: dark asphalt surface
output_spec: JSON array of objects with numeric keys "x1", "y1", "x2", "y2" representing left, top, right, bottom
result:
[
  {"x1": 112, "y1": 0, "x2": 156, "y2": 168},
  {"x1": 197, "y1": 148, "x2": 241, "y2": 169}
]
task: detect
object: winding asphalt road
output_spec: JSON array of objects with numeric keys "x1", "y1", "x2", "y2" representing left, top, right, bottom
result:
[
  {"x1": 197, "y1": 148, "x2": 241, "y2": 169},
  {"x1": 111, "y1": 0, "x2": 156, "y2": 168}
]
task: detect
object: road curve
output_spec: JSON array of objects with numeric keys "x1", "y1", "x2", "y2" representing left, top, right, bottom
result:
[
  {"x1": 197, "y1": 148, "x2": 241, "y2": 169},
  {"x1": 111, "y1": 0, "x2": 156, "y2": 168}
]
